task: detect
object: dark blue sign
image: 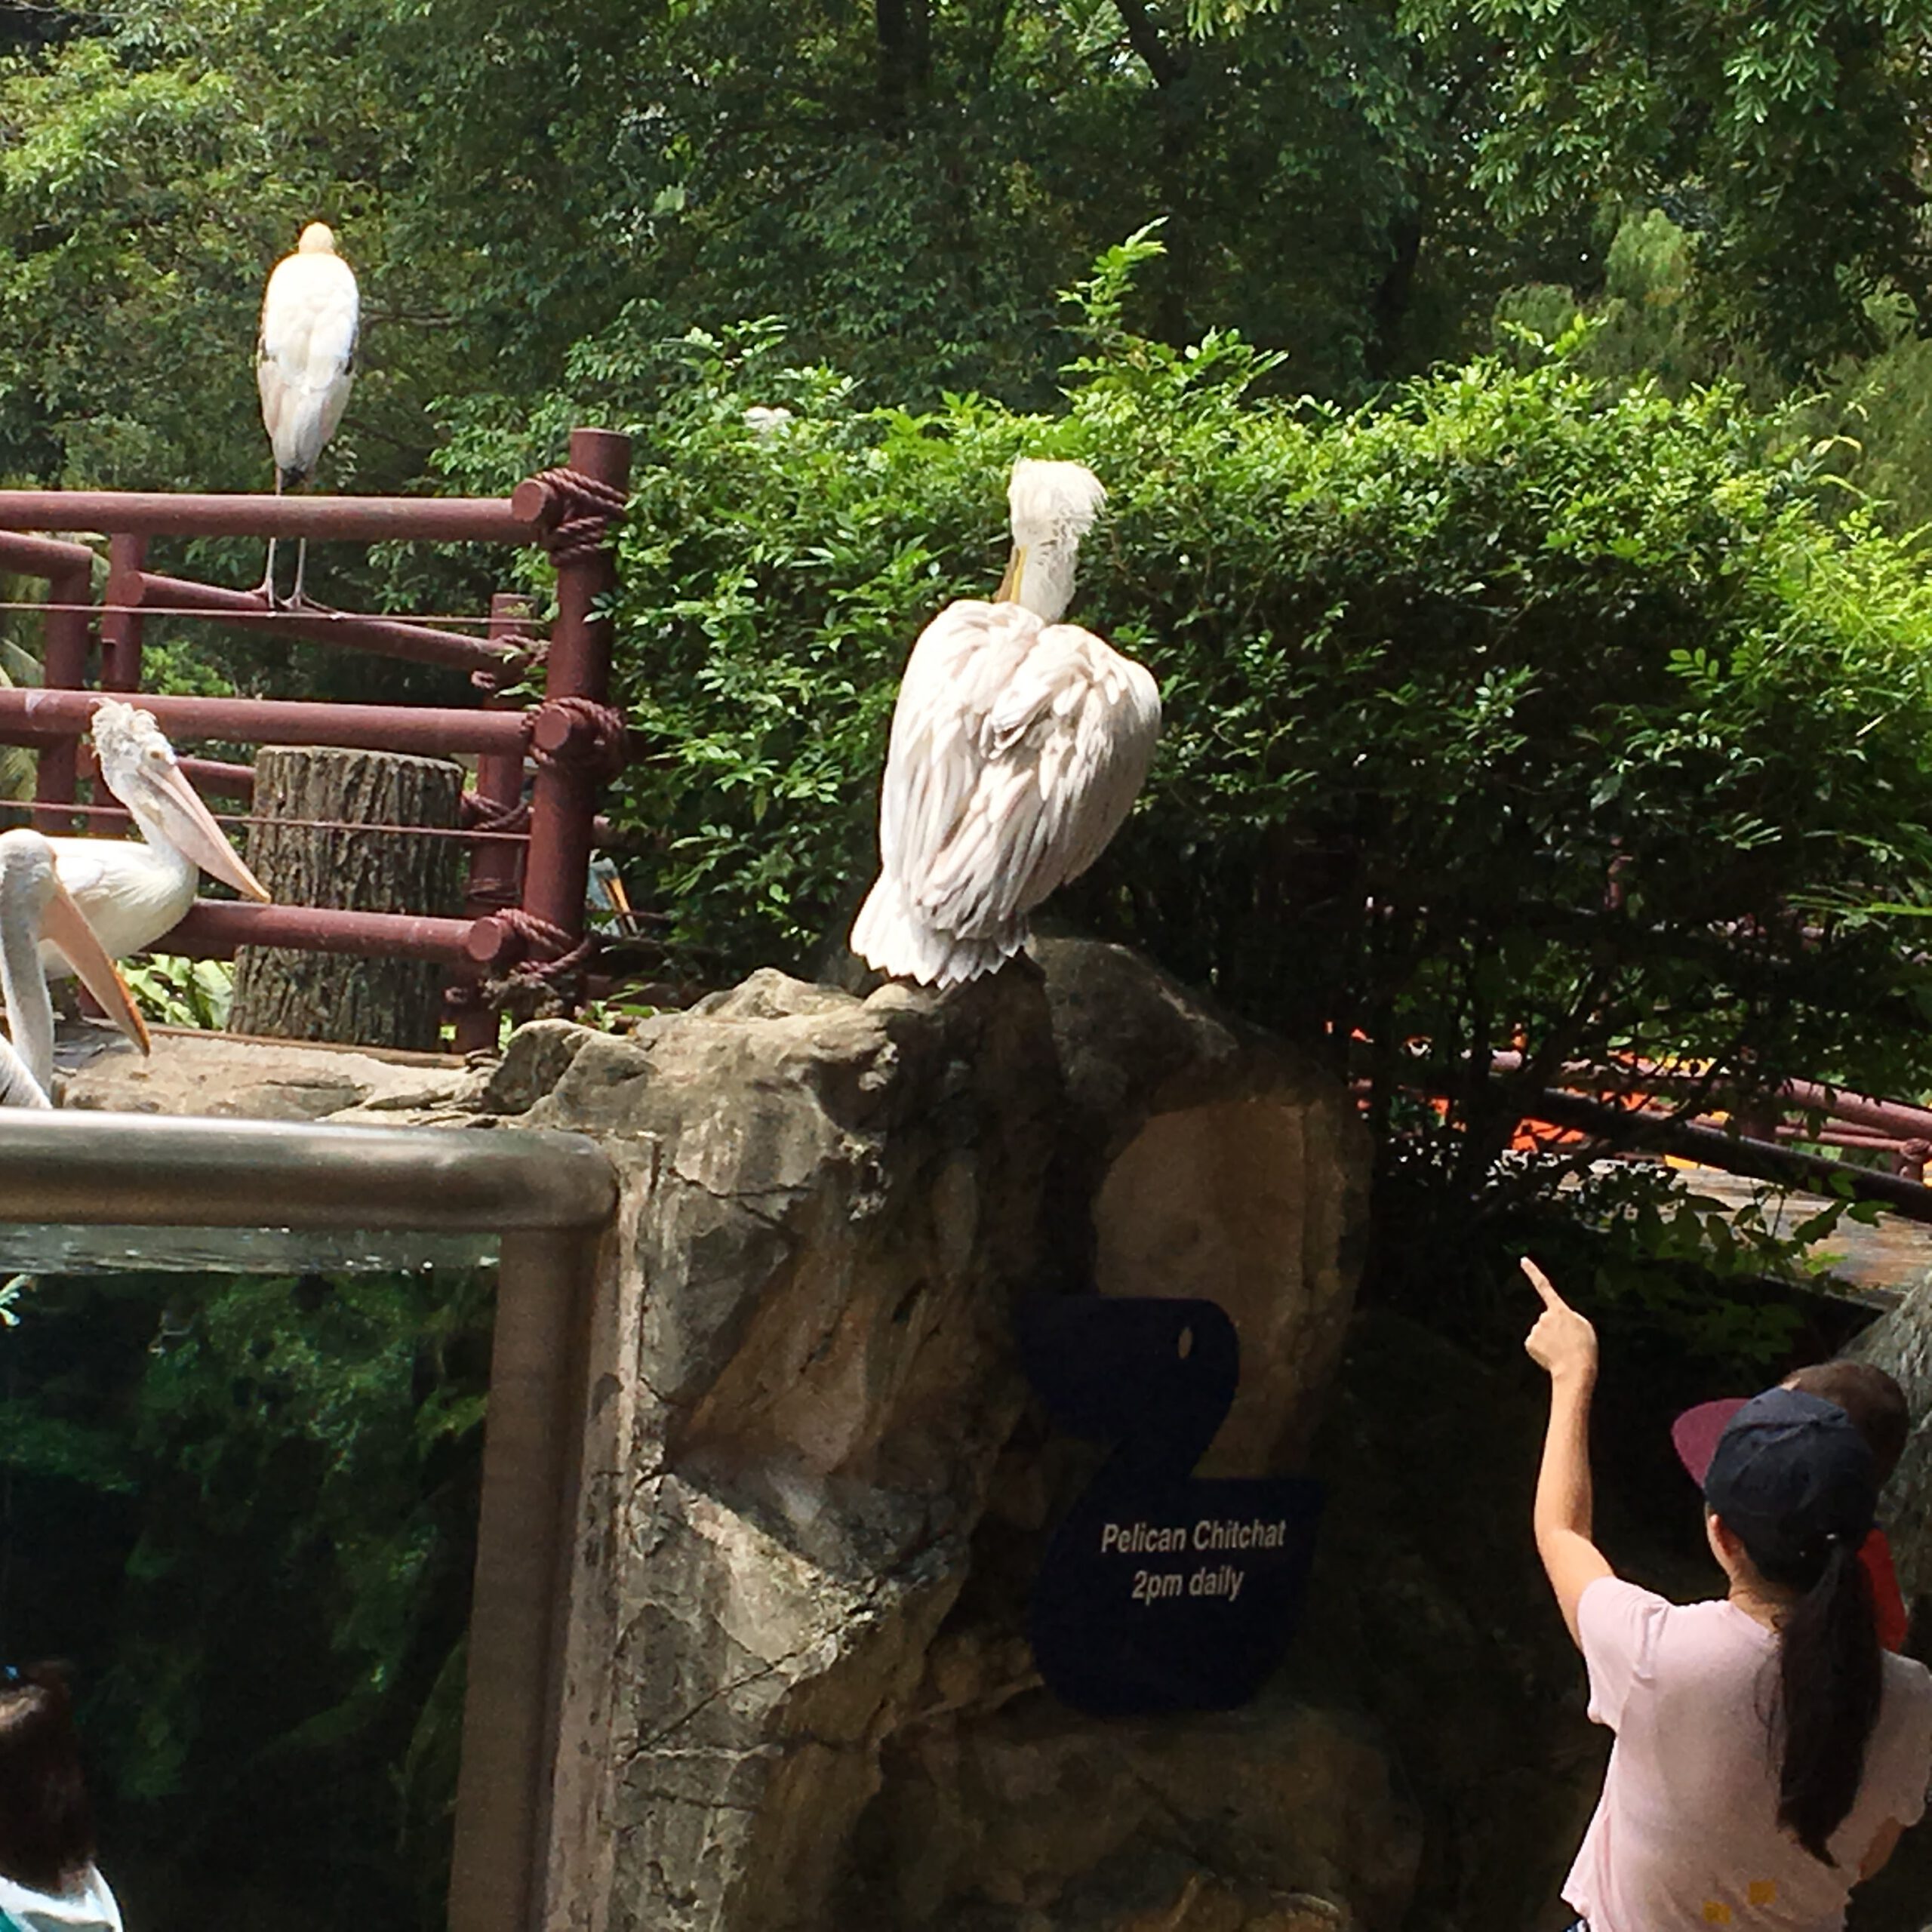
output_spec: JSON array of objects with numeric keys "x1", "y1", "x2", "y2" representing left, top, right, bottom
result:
[{"x1": 1017, "y1": 1295, "x2": 1324, "y2": 1718}]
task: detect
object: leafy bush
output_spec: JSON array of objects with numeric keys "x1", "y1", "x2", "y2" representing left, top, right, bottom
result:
[
  {"x1": 441, "y1": 241, "x2": 1932, "y2": 1275},
  {"x1": 121, "y1": 953, "x2": 233, "y2": 1030}
]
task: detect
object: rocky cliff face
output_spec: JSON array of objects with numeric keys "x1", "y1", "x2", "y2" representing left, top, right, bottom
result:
[
  {"x1": 515, "y1": 969, "x2": 1059, "y2": 1932},
  {"x1": 469, "y1": 943, "x2": 1392, "y2": 1932}
]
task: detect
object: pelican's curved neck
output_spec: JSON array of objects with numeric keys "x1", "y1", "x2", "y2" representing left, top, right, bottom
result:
[
  {"x1": 1013, "y1": 538, "x2": 1080, "y2": 626},
  {"x1": 0, "y1": 888, "x2": 53, "y2": 1098}
]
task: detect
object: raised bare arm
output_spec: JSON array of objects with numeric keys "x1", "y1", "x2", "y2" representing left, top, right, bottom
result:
[{"x1": 1524, "y1": 1257, "x2": 1614, "y2": 1646}]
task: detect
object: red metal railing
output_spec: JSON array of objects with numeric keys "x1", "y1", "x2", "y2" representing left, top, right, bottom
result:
[
  {"x1": 1367, "y1": 1048, "x2": 1932, "y2": 1225},
  {"x1": 1486, "y1": 1054, "x2": 1932, "y2": 1184},
  {"x1": 0, "y1": 529, "x2": 97, "y2": 829},
  {"x1": 0, "y1": 427, "x2": 633, "y2": 1052}
]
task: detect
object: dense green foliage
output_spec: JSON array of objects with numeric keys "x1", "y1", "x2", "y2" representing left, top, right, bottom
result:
[
  {"x1": 0, "y1": 0, "x2": 1927, "y2": 697},
  {"x1": 447, "y1": 248, "x2": 1932, "y2": 1214},
  {"x1": 0, "y1": 1263, "x2": 488, "y2": 1930},
  {"x1": 118, "y1": 952, "x2": 235, "y2": 1029},
  {"x1": 1403, "y1": 0, "x2": 1932, "y2": 373},
  {"x1": 1493, "y1": 210, "x2": 1932, "y2": 555},
  {"x1": 0, "y1": 1, "x2": 1924, "y2": 1303}
]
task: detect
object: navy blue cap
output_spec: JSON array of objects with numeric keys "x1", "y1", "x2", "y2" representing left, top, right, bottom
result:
[{"x1": 1703, "y1": 1387, "x2": 1878, "y2": 1583}]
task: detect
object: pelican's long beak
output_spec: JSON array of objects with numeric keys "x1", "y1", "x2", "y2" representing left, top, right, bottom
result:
[
  {"x1": 40, "y1": 881, "x2": 149, "y2": 1058},
  {"x1": 995, "y1": 546, "x2": 1027, "y2": 606},
  {"x1": 150, "y1": 764, "x2": 271, "y2": 903}
]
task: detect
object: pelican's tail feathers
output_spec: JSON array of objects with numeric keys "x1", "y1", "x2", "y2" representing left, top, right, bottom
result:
[{"x1": 851, "y1": 875, "x2": 1020, "y2": 988}]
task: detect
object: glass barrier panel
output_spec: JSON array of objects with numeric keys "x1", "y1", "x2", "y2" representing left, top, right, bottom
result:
[{"x1": 0, "y1": 1250, "x2": 493, "y2": 1932}]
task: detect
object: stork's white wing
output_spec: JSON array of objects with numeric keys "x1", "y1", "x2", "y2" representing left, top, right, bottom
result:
[
  {"x1": 257, "y1": 252, "x2": 360, "y2": 478},
  {"x1": 881, "y1": 608, "x2": 1160, "y2": 943}
]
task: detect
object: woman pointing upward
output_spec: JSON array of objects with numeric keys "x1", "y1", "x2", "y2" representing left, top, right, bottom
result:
[{"x1": 1522, "y1": 1258, "x2": 1932, "y2": 1930}]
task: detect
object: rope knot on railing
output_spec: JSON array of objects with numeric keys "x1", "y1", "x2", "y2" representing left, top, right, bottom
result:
[
  {"x1": 448, "y1": 906, "x2": 598, "y2": 1020},
  {"x1": 492, "y1": 907, "x2": 586, "y2": 971},
  {"x1": 525, "y1": 696, "x2": 630, "y2": 781},
  {"x1": 487, "y1": 906, "x2": 598, "y2": 1021},
  {"x1": 531, "y1": 467, "x2": 627, "y2": 565},
  {"x1": 460, "y1": 789, "x2": 532, "y2": 835}
]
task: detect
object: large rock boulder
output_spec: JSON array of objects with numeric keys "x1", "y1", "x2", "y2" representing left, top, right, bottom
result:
[
  {"x1": 1038, "y1": 940, "x2": 1369, "y2": 1474},
  {"x1": 29, "y1": 943, "x2": 1794, "y2": 1927},
  {"x1": 842, "y1": 1681, "x2": 1419, "y2": 1930},
  {"x1": 55, "y1": 1023, "x2": 465, "y2": 1120},
  {"x1": 521, "y1": 968, "x2": 1059, "y2": 1932},
  {"x1": 491, "y1": 944, "x2": 1382, "y2": 1932}
]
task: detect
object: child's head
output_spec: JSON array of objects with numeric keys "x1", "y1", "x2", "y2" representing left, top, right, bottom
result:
[
  {"x1": 1703, "y1": 1386, "x2": 1878, "y2": 1587},
  {"x1": 1781, "y1": 1360, "x2": 1909, "y2": 1486},
  {"x1": 0, "y1": 1666, "x2": 95, "y2": 1894}
]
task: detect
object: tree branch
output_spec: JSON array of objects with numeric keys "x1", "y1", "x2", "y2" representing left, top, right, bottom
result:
[{"x1": 1112, "y1": 0, "x2": 1187, "y2": 88}]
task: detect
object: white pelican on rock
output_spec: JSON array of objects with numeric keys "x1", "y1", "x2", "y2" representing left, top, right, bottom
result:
[
  {"x1": 256, "y1": 221, "x2": 359, "y2": 607},
  {"x1": 0, "y1": 829, "x2": 150, "y2": 1107},
  {"x1": 40, "y1": 701, "x2": 269, "y2": 980},
  {"x1": 851, "y1": 459, "x2": 1161, "y2": 988}
]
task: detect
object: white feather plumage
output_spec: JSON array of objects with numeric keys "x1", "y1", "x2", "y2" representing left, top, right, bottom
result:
[
  {"x1": 257, "y1": 223, "x2": 358, "y2": 488},
  {"x1": 851, "y1": 460, "x2": 1161, "y2": 988},
  {"x1": 0, "y1": 1037, "x2": 50, "y2": 1109}
]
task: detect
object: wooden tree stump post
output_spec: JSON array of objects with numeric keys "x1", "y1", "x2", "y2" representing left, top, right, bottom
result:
[{"x1": 231, "y1": 746, "x2": 466, "y2": 1051}]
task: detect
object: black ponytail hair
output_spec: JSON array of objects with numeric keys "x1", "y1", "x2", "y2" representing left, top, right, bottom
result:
[{"x1": 1770, "y1": 1536, "x2": 1883, "y2": 1863}]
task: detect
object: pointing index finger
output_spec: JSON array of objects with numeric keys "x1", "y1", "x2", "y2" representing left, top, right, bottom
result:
[{"x1": 1520, "y1": 1257, "x2": 1564, "y2": 1309}]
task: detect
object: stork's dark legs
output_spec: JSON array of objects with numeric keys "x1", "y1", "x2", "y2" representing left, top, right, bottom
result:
[
  {"x1": 285, "y1": 472, "x2": 333, "y2": 611},
  {"x1": 254, "y1": 472, "x2": 284, "y2": 604}
]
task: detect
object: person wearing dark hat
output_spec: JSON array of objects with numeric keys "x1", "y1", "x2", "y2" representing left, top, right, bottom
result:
[
  {"x1": 1672, "y1": 1360, "x2": 1911, "y2": 1654},
  {"x1": 1523, "y1": 1259, "x2": 1932, "y2": 1930}
]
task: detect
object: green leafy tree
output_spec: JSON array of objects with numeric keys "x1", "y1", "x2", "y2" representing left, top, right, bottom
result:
[
  {"x1": 445, "y1": 241, "x2": 1932, "y2": 1258},
  {"x1": 1494, "y1": 211, "x2": 1783, "y2": 400},
  {"x1": 8, "y1": 0, "x2": 1931, "y2": 552},
  {"x1": 1397, "y1": 0, "x2": 1932, "y2": 374}
]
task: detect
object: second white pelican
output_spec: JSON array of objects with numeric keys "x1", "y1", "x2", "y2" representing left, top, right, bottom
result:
[
  {"x1": 0, "y1": 829, "x2": 150, "y2": 1107},
  {"x1": 851, "y1": 459, "x2": 1162, "y2": 988},
  {"x1": 41, "y1": 701, "x2": 269, "y2": 981}
]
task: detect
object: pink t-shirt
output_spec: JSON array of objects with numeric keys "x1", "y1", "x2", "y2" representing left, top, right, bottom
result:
[{"x1": 1565, "y1": 1576, "x2": 1932, "y2": 1930}]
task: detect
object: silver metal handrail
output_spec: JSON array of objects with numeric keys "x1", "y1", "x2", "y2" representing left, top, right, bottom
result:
[{"x1": 0, "y1": 1110, "x2": 614, "y2": 1230}]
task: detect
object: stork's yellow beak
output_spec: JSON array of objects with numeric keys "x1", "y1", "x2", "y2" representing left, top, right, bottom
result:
[{"x1": 995, "y1": 546, "x2": 1026, "y2": 606}]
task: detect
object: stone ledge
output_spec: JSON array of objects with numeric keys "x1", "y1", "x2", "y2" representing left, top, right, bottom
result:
[{"x1": 51, "y1": 1021, "x2": 473, "y2": 1123}]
